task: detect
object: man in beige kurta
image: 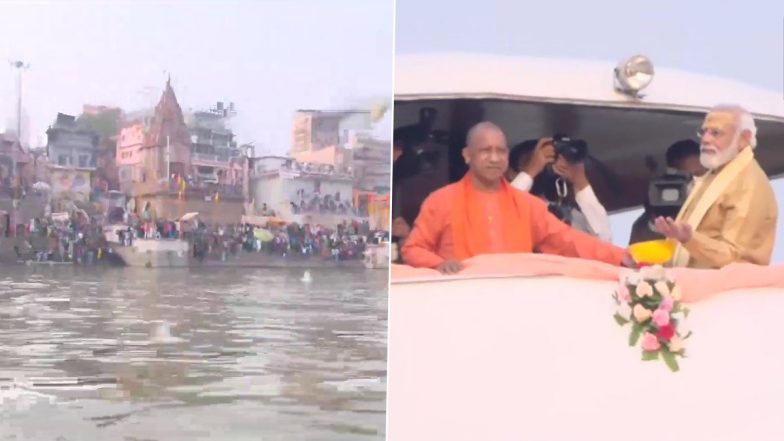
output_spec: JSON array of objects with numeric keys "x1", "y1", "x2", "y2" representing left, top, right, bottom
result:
[{"x1": 655, "y1": 105, "x2": 777, "y2": 269}]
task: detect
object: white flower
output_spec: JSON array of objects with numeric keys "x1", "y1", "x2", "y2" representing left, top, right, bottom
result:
[
  {"x1": 654, "y1": 281, "x2": 671, "y2": 297},
  {"x1": 640, "y1": 265, "x2": 666, "y2": 281},
  {"x1": 636, "y1": 281, "x2": 654, "y2": 297},
  {"x1": 675, "y1": 316, "x2": 691, "y2": 336},
  {"x1": 633, "y1": 304, "x2": 652, "y2": 322},
  {"x1": 619, "y1": 269, "x2": 639, "y2": 286},
  {"x1": 669, "y1": 336, "x2": 685, "y2": 353},
  {"x1": 617, "y1": 302, "x2": 632, "y2": 321},
  {"x1": 670, "y1": 285, "x2": 682, "y2": 301}
]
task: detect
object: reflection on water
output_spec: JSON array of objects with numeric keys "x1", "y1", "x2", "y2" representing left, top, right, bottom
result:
[{"x1": 0, "y1": 266, "x2": 387, "y2": 440}]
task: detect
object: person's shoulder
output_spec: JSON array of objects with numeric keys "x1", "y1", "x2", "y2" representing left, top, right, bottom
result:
[
  {"x1": 740, "y1": 156, "x2": 775, "y2": 194},
  {"x1": 749, "y1": 157, "x2": 773, "y2": 180},
  {"x1": 423, "y1": 181, "x2": 461, "y2": 204}
]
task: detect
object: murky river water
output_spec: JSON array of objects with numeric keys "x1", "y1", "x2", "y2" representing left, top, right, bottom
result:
[{"x1": 0, "y1": 265, "x2": 387, "y2": 440}]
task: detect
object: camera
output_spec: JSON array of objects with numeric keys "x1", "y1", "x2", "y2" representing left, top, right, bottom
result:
[
  {"x1": 647, "y1": 169, "x2": 692, "y2": 218},
  {"x1": 393, "y1": 107, "x2": 447, "y2": 179},
  {"x1": 552, "y1": 135, "x2": 588, "y2": 164},
  {"x1": 547, "y1": 202, "x2": 574, "y2": 225},
  {"x1": 393, "y1": 142, "x2": 443, "y2": 179}
]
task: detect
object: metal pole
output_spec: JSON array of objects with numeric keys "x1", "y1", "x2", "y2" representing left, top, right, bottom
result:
[
  {"x1": 16, "y1": 67, "x2": 21, "y2": 141},
  {"x1": 9, "y1": 60, "x2": 29, "y2": 182},
  {"x1": 8, "y1": 61, "x2": 29, "y2": 234},
  {"x1": 166, "y1": 135, "x2": 171, "y2": 181}
]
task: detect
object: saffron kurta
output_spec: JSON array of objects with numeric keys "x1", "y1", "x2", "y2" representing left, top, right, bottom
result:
[{"x1": 402, "y1": 176, "x2": 626, "y2": 268}]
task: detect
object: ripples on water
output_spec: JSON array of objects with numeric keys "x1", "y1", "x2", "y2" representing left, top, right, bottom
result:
[{"x1": 0, "y1": 266, "x2": 388, "y2": 440}]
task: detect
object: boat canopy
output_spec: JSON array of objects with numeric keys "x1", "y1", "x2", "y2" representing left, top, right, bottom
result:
[{"x1": 396, "y1": 53, "x2": 784, "y2": 120}]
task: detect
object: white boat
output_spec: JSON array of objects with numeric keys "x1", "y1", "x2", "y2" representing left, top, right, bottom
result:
[
  {"x1": 363, "y1": 242, "x2": 390, "y2": 269},
  {"x1": 389, "y1": 255, "x2": 784, "y2": 441},
  {"x1": 394, "y1": 53, "x2": 784, "y2": 214},
  {"x1": 109, "y1": 238, "x2": 190, "y2": 268},
  {"x1": 388, "y1": 53, "x2": 784, "y2": 441},
  {"x1": 103, "y1": 224, "x2": 190, "y2": 268}
]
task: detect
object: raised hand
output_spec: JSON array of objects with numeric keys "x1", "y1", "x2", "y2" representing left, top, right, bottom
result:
[{"x1": 653, "y1": 217, "x2": 693, "y2": 243}]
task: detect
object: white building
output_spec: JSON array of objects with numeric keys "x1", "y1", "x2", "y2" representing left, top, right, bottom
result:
[{"x1": 249, "y1": 156, "x2": 356, "y2": 225}]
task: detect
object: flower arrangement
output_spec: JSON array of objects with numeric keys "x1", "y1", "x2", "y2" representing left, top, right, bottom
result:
[{"x1": 612, "y1": 265, "x2": 692, "y2": 372}]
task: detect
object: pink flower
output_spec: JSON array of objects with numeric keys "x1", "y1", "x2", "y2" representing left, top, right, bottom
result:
[
  {"x1": 641, "y1": 332, "x2": 661, "y2": 352},
  {"x1": 618, "y1": 284, "x2": 631, "y2": 303},
  {"x1": 652, "y1": 309, "x2": 671, "y2": 327},
  {"x1": 660, "y1": 297, "x2": 674, "y2": 312}
]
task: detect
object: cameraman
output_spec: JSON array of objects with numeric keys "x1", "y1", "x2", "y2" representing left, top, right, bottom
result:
[
  {"x1": 508, "y1": 137, "x2": 612, "y2": 242},
  {"x1": 629, "y1": 139, "x2": 707, "y2": 245},
  {"x1": 391, "y1": 139, "x2": 412, "y2": 261}
]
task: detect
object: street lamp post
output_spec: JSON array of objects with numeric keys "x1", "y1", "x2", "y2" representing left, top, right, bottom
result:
[
  {"x1": 9, "y1": 61, "x2": 29, "y2": 170},
  {"x1": 8, "y1": 60, "x2": 29, "y2": 235},
  {"x1": 242, "y1": 142, "x2": 254, "y2": 203}
]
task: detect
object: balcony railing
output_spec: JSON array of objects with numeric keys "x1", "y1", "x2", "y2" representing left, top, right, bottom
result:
[
  {"x1": 192, "y1": 152, "x2": 221, "y2": 162},
  {"x1": 120, "y1": 179, "x2": 244, "y2": 200}
]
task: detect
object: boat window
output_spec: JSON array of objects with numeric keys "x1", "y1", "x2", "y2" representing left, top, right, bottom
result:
[{"x1": 393, "y1": 98, "x2": 784, "y2": 249}]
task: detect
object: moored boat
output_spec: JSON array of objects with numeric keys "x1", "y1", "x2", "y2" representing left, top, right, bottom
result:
[{"x1": 363, "y1": 242, "x2": 390, "y2": 269}]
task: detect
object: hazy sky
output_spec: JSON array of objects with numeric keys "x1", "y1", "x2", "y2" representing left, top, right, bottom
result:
[
  {"x1": 396, "y1": 0, "x2": 784, "y2": 261},
  {"x1": 0, "y1": 0, "x2": 393, "y2": 154}
]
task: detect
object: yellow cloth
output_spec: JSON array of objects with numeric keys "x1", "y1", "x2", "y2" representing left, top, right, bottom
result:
[{"x1": 671, "y1": 147, "x2": 777, "y2": 268}]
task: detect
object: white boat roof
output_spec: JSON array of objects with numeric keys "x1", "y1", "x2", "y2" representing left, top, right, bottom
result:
[{"x1": 395, "y1": 53, "x2": 784, "y2": 121}]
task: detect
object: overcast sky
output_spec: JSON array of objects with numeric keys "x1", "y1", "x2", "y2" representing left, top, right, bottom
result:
[
  {"x1": 0, "y1": 0, "x2": 393, "y2": 154},
  {"x1": 396, "y1": 0, "x2": 784, "y2": 261}
]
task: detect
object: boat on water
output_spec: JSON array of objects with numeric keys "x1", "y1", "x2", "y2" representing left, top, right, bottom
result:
[
  {"x1": 388, "y1": 53, "x2": 784, "y2": 441},
  {"x1": 363, "y1": 242, "x2": 390, "y2": 269},
  {"x1": 102, "y1": 224, "x2": 380, "y2": 269},
  {"x1": 108, "y1": 238, "x2": 190, "y2": 268},
  {"x1": 103, "y1": 224, "x2": 189, "y2": 268}
]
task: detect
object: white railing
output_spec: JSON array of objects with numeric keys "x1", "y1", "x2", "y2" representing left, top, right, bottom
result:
[{"x1": 192, "y1": 152, "x2": 221, "y2": 162}]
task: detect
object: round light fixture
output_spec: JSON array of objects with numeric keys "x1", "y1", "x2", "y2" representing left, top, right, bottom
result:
[{"x1": 614, "y1": 55, "x2": 654, "y2": 97}]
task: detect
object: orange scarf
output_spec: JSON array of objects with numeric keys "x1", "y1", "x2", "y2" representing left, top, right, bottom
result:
[{"x1": 451, "y1": 174, "x2": 533, "y2": 261}]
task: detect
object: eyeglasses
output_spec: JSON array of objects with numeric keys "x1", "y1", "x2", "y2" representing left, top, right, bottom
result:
[{"x1": 696, "y1": 128, "x2": 725, "y2": 139}]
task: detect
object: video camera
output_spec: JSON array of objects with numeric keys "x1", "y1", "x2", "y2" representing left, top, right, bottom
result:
[
  {"x1": 647, "y1": 169, "x2": 692, "y2": 218},
  {"x1": 552, "y1": 135, "x2": 588, "y2": 164},
  {"x1": 393, "y1": 107, "x2": 448, "y2": 179},
  {"x1": 547, "y1": 202, "x2": 574, "y2": 225}
]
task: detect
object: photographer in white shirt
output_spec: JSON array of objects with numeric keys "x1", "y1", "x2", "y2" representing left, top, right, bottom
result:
[{"x1": 506, "y1": 137, "x2": 613, "y2": 242}]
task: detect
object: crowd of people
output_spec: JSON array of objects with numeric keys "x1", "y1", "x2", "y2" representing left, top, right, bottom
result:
[
  {"x1": 188, "y1": 219, "x2": 386, "y2": 263},
  {"x1": 3, "y1": 199, "x2": 389, "y2": 267},
  {"x1": 8, "y1": 213, "x2": 109, "y2": 265},
  {"x1": 287, "y1": 189, "x2": 370, "y2": 217}
]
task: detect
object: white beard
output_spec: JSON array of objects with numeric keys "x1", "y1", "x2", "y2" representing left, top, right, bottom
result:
[{"x1": 700, "y1": 139, "x2": 740, "y2": 170}]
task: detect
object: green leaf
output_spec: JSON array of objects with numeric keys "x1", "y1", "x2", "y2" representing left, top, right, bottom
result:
[
  {"x1": 682, "y1": 331, "x2": 693, "y2": 340},
  {"x1": 614, "y1": 314, "x2": 629, "y2": 326},
  {"x1": 642, "y1": 351, "x2": 659, "y2": 361},
  {"x1": 629, "y1": 324, "x2": 642, "y2": 346},
  {"x1": 683, "y1": 309, "x2": 690, "y2": 318},
  {"x1": 661, "y1": 348, "x2": 680, "y2": 372},
  {"x1": 640, "y1": 299, "x2": 660, "y2": 311}
]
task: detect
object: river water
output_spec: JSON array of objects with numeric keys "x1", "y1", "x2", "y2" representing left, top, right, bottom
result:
[{"x1": 0, "y1": 265, "x2": 387, "y2": 440}]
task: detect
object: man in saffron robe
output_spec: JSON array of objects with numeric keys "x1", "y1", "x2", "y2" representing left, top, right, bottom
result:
[
  {"x1": 401, "y1": 122, "x2": 632, "y2": 274},
  {"x1": 655, "y1": 105, "x2": 777, "y2": 269}
]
